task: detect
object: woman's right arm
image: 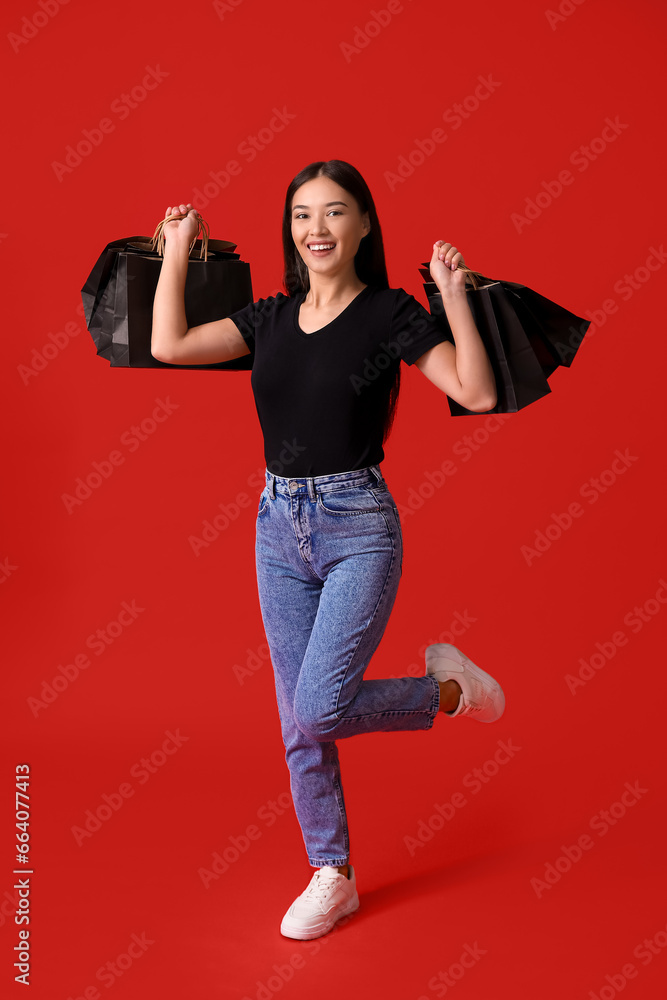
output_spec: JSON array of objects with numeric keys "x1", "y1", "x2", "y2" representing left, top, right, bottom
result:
[{"x1": 150, "y1": 203, "x2": 251, "y2": 365}]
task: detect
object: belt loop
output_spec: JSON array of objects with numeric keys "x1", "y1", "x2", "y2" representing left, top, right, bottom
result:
[
  {"x1": 307, "y1": 476, "x2": 316, "y2": 500},
  {"x1": 269, "y1": 472, "x2": 276, "y2": 499},
  {"x1": 371, "y1": 464, "x2": 383, "y2": 484}
]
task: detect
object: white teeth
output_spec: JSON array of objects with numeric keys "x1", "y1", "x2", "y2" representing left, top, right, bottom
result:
[{"x1": 308, "y1": 244, "x2": 335, "y2": 250}]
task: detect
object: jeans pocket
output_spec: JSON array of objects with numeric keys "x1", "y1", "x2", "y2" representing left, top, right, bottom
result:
[
  {"x1": 369, "y1": 483, "x2": 398, "y2": 511},
  {"x1": 257, "y1": 487, "x2": 270, "y2": 516},
  {"x1": 316, "y1": 485, "x2": 382, "y2": 516}
]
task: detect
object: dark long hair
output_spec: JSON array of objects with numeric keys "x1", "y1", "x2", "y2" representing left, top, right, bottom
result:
[{"x1": 281, "y1": 159, "x2": 401, "y2": 447}]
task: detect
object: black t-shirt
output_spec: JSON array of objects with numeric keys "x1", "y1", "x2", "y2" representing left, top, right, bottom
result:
[{"x1": 228, "y1": 283, "x2": 450, "y2": 477}]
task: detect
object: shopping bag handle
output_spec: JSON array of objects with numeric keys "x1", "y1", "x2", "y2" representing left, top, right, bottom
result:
[
  {"x1": 454, "y1": 266, "x2": 488, "y2": 290},
  {"x1": 418, "y1": 261, "x2": 492, "y2": 291},
  {"x1": 150, "y1": 211, "x2": 211, "y2": 261}
]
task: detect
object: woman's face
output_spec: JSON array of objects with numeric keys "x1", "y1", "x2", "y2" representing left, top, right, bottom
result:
[{"x1": 290, "y1": 175, "x2": 370, "y2": 281}]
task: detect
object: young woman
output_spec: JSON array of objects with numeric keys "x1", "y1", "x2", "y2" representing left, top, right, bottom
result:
[{"x1": 151, "y1": 159, "x2": 505, "y2": 941}]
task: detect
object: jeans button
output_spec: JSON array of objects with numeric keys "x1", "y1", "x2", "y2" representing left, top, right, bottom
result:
[{"x1": 289, "y1": 481, "x2": 298, "y2": 493}]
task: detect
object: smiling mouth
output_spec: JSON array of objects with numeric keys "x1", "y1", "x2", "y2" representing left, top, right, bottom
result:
[{"x1": 307, "y1": 243, "x2": 336, "y2": 256}]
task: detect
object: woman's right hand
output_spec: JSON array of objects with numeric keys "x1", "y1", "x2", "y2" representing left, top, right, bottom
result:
[{"x1": 163, "y1": 203, "x2": 200, "y2": 250}]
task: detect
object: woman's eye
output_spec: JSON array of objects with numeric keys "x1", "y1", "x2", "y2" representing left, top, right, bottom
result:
[{"x1": 294, "y1": 211, "x2": 342, "y2": 220}]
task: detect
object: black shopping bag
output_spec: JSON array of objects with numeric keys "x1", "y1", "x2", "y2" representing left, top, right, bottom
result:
[
  {"x1": 81, "y1": 215, "x2": 254, "y2": 369},
  {"x1": 417, "y1": 263, "x2": 591, "y2": 415}
]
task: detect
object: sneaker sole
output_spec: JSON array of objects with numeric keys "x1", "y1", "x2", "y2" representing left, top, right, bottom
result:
[{"x1": 280, "y1": 894, "x2": 360, "y2": 940}]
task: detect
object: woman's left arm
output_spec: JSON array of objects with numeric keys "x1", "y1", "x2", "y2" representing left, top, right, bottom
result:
[{"x1": 413, "y1": 240, "x2": 497, "y2": 412}]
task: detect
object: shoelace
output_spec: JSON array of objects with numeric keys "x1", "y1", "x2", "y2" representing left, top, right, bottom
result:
[{"x1": 301, "y1": 870, "x2": 343, "y2": 906}]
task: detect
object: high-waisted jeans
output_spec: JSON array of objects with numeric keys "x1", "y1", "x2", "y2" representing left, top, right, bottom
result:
[{"x1": 254, "y1": 463, "x2": 441, "y2": 868}]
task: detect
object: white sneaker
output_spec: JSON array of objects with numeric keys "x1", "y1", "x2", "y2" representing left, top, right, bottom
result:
[
  {"x1": 280, "y1": 865, "x2": 359, "y2": 940},
  {"x1": 425, "y1": 643, "x2": 505, "y2": 723}
]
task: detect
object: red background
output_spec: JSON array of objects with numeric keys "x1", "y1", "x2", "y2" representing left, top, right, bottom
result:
[{"x1": 2, "y1": 0, "x2": 666, "y2": 997}]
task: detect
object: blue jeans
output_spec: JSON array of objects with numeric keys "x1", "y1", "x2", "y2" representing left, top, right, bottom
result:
[{"x1": 254, "y1": 463, "x2": 441, "y2": 868}]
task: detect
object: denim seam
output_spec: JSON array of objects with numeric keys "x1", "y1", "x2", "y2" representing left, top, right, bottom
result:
[
  {"x1": 422, "y1": 675, "x2": 440, "y2": 730},
  {"x1": 333, "y1": 511, "x2": 398, "y2": 722},
  {"x1": 328, "y1": 742, "x2": 350, "y2": 857},
  {"x1": 308, "y1": 856, "x2": 349, "y2": 867},
  {"x1": 269, "y1": 470, "x2": 379, "y2": 497},
  {"x1": 288, "y1": 503, "x2": 323, "y2": 584},
  {"x1": 334, "y1": 705, "x2": 438, "y2": 727},
  {"x1": 429, "y1": 673, "x2": 440, "y2": 715}
]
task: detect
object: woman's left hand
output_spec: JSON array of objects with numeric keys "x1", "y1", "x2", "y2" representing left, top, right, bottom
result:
[{"x1": 430, "y1": 240, "x2": 467, "y2": 296}]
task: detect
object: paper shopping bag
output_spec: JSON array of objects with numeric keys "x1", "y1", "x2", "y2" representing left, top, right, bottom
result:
[
  {"x1": 81, "y1": 216, "x2": 254, "y2": 369},
  {"x1": 417, "y1": 263, "x2": 591, "y2": 415}
]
